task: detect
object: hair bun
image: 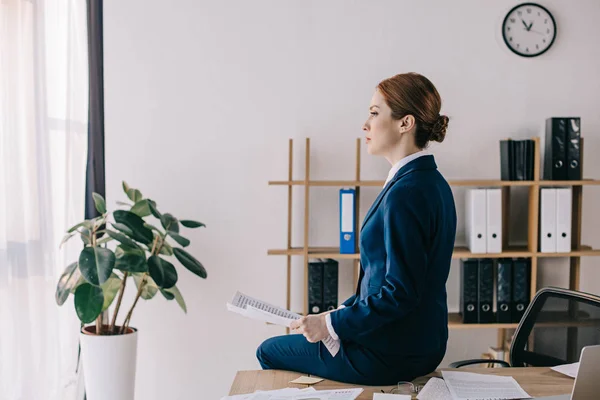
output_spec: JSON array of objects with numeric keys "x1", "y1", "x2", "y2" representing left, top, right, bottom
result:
[{"x1": 430, "y1": 114, "x2": 449, "y2": 143}]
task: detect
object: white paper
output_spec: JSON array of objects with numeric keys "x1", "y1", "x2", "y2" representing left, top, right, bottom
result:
[
  {"x1": 228, "y1": 291, "x2": 340, "y2": 357},
  {"x1": 551, "y1": 362, "x2": 579, "y2": 378},
  {"x1": 373, "y1": 393, "x2": 411, "y2": 399},
  {"x1": 441, "y1": 371, "x2": 532, "y2": 400},
  {"x1": 247, "y1": 387, "x2": 362, "y2": 400},
  {"x1": 417, "y1": 377, "x2": 453, "y2": 400},
  {"x1": 220, "y1": 387, "x2": 316, "y2": 400}
]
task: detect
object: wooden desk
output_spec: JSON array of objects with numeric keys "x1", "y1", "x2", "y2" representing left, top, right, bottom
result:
[{"x1": 229, "y1": 368, "x2": 574, "y2": 399}]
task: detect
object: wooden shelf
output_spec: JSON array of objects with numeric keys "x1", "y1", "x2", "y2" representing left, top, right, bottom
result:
[
  {"x1": 452, "y1": 246, "x2": 533, "y2": 258},
  {"x1": 538, "y1": 179, "x2": 600, "y2": 186},
  {"x1": 269, "y1": 246, "x2": 534, "y2": 259},
  {"x1": 449, "y1": 312, "x2": 600, "y2": 330},
  {"x1": 448, "y1": 313, "x2": 520, "y2": 329},
  {"x1": 269, "y1": 179, "x2": 600, "y2": 187},
  {"x1": 537, "y1": 245, "x2": 600, "y2": 257}
]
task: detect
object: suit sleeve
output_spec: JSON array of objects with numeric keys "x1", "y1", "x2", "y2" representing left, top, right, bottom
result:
[
  {"x1": 342, "y1": 294, "x2": 356, "y2": 307},
  {"x1": 329, "y1": 186, "x2": 430, "y2": 340}
]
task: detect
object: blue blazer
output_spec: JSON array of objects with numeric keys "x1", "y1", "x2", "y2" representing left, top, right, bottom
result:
[{"x1": 330, "y1": 155, "x2": 456, "y2": 358}]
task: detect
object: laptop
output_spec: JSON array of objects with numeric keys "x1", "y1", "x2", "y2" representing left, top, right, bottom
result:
[{"x1": 536, "y1": 345, "x2": 600, "y2": 400}]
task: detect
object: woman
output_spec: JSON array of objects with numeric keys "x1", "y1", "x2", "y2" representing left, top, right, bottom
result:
[{"x1": 256, "y1": 72, "x2": 457, "y2": 385}]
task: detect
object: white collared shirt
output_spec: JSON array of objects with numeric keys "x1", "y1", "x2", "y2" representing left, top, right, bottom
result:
[
  {"x1": 383, "y1": 150, "x2": 428, "y2": 187},
  {"x1": 324, "y1": 150, "x2": 429, "y2": 343}
]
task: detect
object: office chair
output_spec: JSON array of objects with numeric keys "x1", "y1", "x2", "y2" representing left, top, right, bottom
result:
[{"x1": 449, "y1": 286, "x2": 600, "y2": 368}]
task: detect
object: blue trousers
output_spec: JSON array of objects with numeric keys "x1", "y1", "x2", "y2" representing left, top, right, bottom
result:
[{"x1": 256, "y1": 334, "x2": 444, "y2": 386}]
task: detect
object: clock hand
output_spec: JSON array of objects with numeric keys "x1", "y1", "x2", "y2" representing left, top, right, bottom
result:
[
  {"x1": 528, "y1": 21, "x2": 533, "y2": 30},
  {"x1": 529, "y1": 29, "x2": 545, "y2": 36},
  {"x1": 521, "y1": 19, "x2": 530, "y2": 30}
]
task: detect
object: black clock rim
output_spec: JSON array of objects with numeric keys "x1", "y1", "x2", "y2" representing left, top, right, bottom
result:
[{"x1": 502, "y1": 2, "x2": 557, "y2": 58}]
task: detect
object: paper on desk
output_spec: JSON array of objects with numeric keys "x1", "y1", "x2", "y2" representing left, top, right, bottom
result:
[
  {"x1": 247, "y1": 388, "x2": 363, "y2": 400},
  {"x1": 220, "y1": 387, "x2": 316, "y2": 400},
  {"x1": 551, "y1": 362, "x2": 579, "y2": 378},
  {"x1": 441, "y1": 371, "x2": 532, "y2": 400},
  {"x1": 417, "y1": 377, "x2": 452, "y2": 400},
  {"x1": 227, "y1": 291, "x2": 340, "y2": 357},
  {"x1": 373, "y1": 393, "x2": 411, "y2": 399},
  {"x1": 289, "y1": 376, "x2": 324, "y2": 385}
]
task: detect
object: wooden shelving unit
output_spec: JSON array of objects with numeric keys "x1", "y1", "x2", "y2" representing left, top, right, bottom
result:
[{"x1": 268, "y1": 137, "x2": 599, "y2": 347}]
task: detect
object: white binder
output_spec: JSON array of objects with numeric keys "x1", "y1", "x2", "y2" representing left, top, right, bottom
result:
[
  {"x1": 486, "y1": 188, "x2": 502, "y2": 253},
  {"x1": 555, "y1": 188, "x2": 572, "y2": 253},
  {"x1": 540, "y1": 188, "x2": 557, "y2": 253},
  {"x1": 466, "y1": 189, "x2": 487, "y2": 254}
]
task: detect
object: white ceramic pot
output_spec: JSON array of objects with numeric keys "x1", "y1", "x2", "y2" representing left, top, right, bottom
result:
[{"x1": 80, "y1": 325, "x2": 138, "y2": 400}]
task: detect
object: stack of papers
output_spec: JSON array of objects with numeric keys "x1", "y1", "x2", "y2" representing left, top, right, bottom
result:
[
  {"x1": 227, "y1": 291, "x2": 340, "y2": 356},
  {"x1": 416, "y1": 371, "x2": 532, "y2": 400},
  {"x1": 551, "y1": 362, "x2": 579, "y2": 378},
  {"x1": 220, "y1": 387, "x2": 363, "y2": 400}
]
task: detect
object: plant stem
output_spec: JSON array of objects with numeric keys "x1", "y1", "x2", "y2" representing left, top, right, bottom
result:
[
  {"x1": 110, "y1": 272, "x2": 129, "y2": 333},
  {"x1": 96, "y1": 314, "x2": 103, "y2": 335},
  {"x1": 120, "y1": 273, "x2": 147, "y2": 334}
]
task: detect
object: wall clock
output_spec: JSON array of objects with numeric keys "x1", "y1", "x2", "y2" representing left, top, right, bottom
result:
[{"x1": 502, "y1": 3, "x2": 557, "y2": 57}]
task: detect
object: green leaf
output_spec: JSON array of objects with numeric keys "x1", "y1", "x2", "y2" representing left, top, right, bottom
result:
[
  {"x1": 143, "y1": 223, "x2": 163, "y2": 234},
  {"x1": 59, "y1": 232, "x2": 75, "y2": 248},
  {"x1": 100, "y1": 273, "x2": 122, "y2": 311},
  {"x1": 163, "y1": 285, "x2": 187, "y2": 313},
  {"x1": 80, "y1": 228, "x2": 91, "y2": 246},
  {"x1": 122, "y1": 181, "x2": 130, "y2": 194},
  {"x1": 74, "y1": 283, "x2": 104, "y2": 323},
  {"x1": 111, "y1": 222, "x2": 134, "y2": 236},
  {"x1": 70, "y1": 275, "x2": 86, "y2": 294},
  {"x1": 78, "y1": 247, "x2": 115, "y2": 286},
  {"x1": 67, "y1": 220, "x2": 93, "y2": 233},
  {"x1": 114, "y1": 245, "x2": 148, "y2": 273},
  {"x1": 92, "y1": 192, "x2": 107, "y2": 214},
  {"x1": 55, "y1": 262, "x2": 81, "y2": 305},
  {"x1": 130, "y1": 199, "x2": 156, "y2": 218},
  {"x1": 148, "y1": 200, "x2": 162, "y2": 219},
  {"x1": 160, "y1": 289, "x2": 175, "y2": 300},
  {"x1": 173, "y1": 248, "x2": 207, "y2": 279},
  {"x1": 106, "y1": 229, "x2": 141, "y2": 249},
  {"x1": 159, "y1": 241, "x2": 174, "y2": 256},
  {"x1": 133, "y1": 273, "x2": 158, "y2": 300},
  {"x1": 96, "y1": 235, "x2": 113, "y2": 245},
  {"x1": 113, "y1": 210, "x2": 153, "y2": 244},
  {"x1": 167, "y1": 231, "x2": 190, "y2": 247},
  {"x1": 148, "y1": 255, "x2": 178, "y2": 289},
  {"x1": 127, "y1": 188, "x2": 142, "y2": 203},
  {"x1": 160, "y1": 213, "x2": 179, "y2": 233},
  {"x1": 116, "y1": 200, "x2": 132, "y2": 207},
  {"x1": 180, "y1": 220, "x2": 205, "y2": 228}
]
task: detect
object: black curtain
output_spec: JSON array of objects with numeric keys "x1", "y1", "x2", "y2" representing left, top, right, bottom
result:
[{"x1": 85, "y1": 0, "x2": 105, "y2": 219}]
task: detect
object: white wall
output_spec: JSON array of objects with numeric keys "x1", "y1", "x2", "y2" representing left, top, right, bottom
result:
[{"x1": 103, "y1": 1, "x2": 600, "y2": 398}]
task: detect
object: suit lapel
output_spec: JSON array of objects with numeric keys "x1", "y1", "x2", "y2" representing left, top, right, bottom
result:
[{"x1": 360, "y1": 155, "x2": 436, "y2": 230}]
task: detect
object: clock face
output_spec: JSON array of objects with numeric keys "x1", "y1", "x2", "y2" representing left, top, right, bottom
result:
[{"x1": 502, "y1": 3, "x2": 557, "y2": 57}]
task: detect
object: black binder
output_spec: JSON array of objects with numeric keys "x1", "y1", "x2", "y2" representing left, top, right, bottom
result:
[
  {"x1": 525, "y1": 139, "x2": 534, "y2": 180},
  {"x1": 496, "y1": 258, "x2": 513, "y2": 323},
  {"x1": 512, "y1": 258, "x2": 531, "y2": 323},
  {"x1": 566, "y1": 117, "x2": 581, "y2": 180},
  {"x1": 323, "y1": 259, "x2": 339, "y2": 311},
  {"x1": 514, "y1": 140, "x2": 526, "y2": 181},
  {"x1": 500, "y1": 140, "x2": 514, "y2": 181},
  {"x1": 544, "y1": 118, "x2": 568, "y2": 180},
  {"x1": 460, "y1": 259, "x2": 479, "y2": 324},
  {"x1": 478, "y1": 259, "x2": 494, "y2": 323},
  {"x1": 308, "y1": 259, "x2": 323, "y2": 314}
]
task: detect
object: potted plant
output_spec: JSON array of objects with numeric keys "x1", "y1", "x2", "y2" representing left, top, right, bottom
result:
[{"x1": 55, "y1": 182, "x2": 206, "y2": 400}]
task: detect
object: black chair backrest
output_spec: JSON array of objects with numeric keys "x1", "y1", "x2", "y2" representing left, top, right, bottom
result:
[{"x1": 510, "y1": 287, "x2": 600, "y2": 367}]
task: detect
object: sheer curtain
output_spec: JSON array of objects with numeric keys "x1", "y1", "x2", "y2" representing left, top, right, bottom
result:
[{"x1": 0, "y1": 0, "x2": 88, "y2": 399}]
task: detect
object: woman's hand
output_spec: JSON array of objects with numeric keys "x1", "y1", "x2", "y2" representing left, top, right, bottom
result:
[{"x1": 290, "y1": 314, "x2": 329, "y2": 343}]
